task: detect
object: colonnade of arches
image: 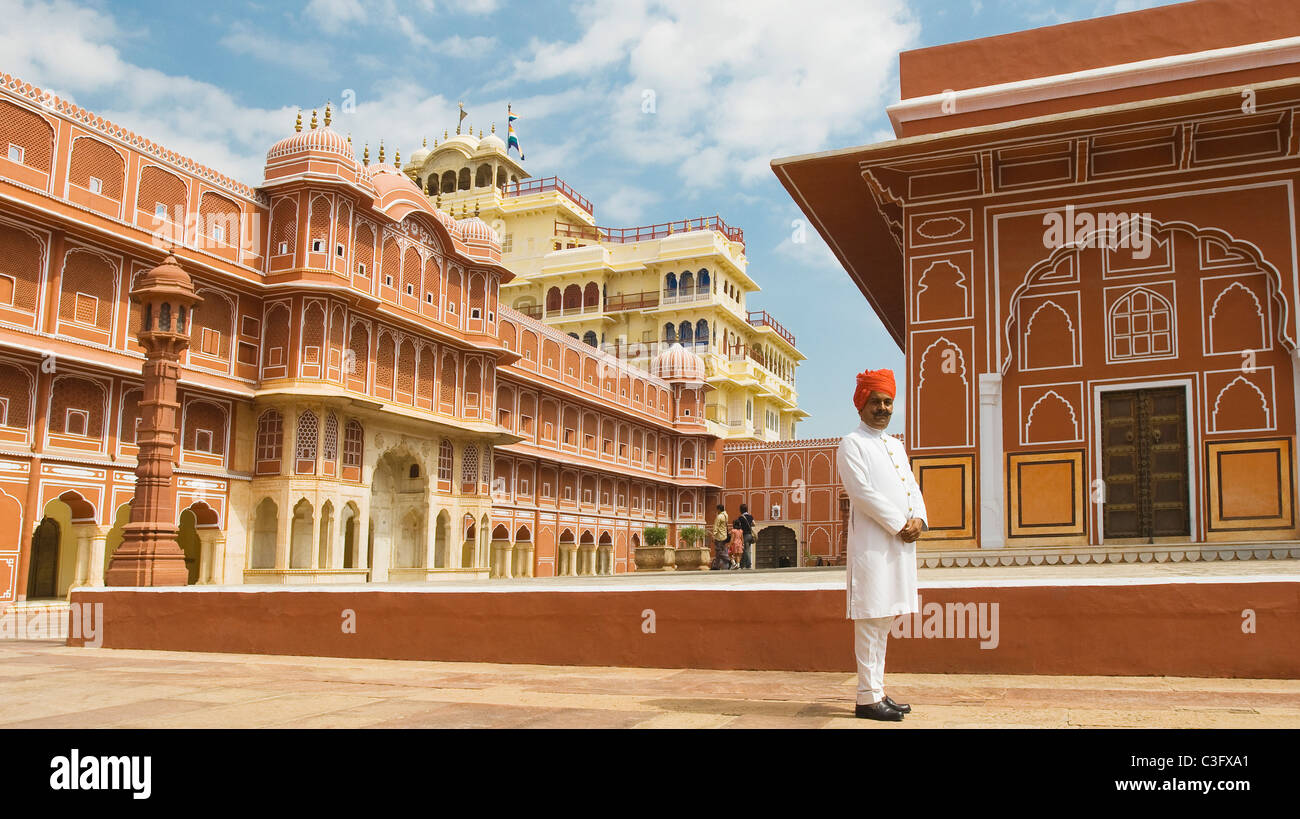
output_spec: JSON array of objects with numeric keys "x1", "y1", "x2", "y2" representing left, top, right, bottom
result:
[
  {"x1": 421, "y1": 163, "x2": 520, "y2": 196},
  {"x1": 552, "y1": 529, "x2": 616, "y2": 577},
  {"x1": 23, "y1": 491, "x2": 222, "y2": 599}
]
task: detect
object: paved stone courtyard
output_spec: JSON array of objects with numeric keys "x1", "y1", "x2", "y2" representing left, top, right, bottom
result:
[{"x1": 3, "y1": 639, "x2": 1299, "y2": 728}]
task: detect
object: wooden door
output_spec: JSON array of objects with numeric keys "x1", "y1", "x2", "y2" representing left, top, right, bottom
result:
[
  {"x1": 1101, "y1": 387, "x2": 1189, "y2": 540},
  {"x1": 755, "y1": 525, "x2": 796, "y2": 568},
  {"x1": 26, "y1": 518, "x2": 60, "y2": 599}
]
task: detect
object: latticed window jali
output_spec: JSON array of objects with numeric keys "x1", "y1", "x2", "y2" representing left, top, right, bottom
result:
[
  {"x1": 68, "y1": 137, "x2": 125, "y2": 198},
  {"x1": 440, "y1": 354, "x2": 456, "y2": 405},
  {"x1": 347, "y1": 323, "x2": 369, "y2": 379},
  {"x1": 49, "y1": 376, "x2": 105, "y2": 436},
  {"x1": 0, "y1": 100, "x2": 54, "y2": 172},
  {"x1": 342, "y1": 420, "x2": 363, "y2": 468},
  {"x1": 376, "y1": 333, "x2": 395, "y2": 390},
  {"x1": 136, "y1": 166, "x2": 187, "y2": 219},
  {"x1": 296, "y1": 411, "x2": 318, "y2": 461},
  {"x1": 199, "y1": 192, "x2": 240, "y2": 245},
  {"x1": 270, "y1": 199, "x2": 296, "y2": 255},
  {"x1": 323, "y1": 413, "x2": 339, "y2": 462},
  {"x1": 0, "y1": 363, "x2": 32, "y2": 428},
  {"x1": 185, "y1": 401, "x2": 226, "y2": 454},
  {"x1": 402, "y1": 247, "x2": 420, "y2": 296},
  {"x1": 309, "y1": 195, "x2": 331, "y2": 246},
  {"x1": 354, "y1": 222, "x2": 374, "y2": 275},
  {"x1": 382, "y1": 237, "x2": 400, "y2": 284},
  {"x1": 0, "y1": 221, "x2": 43, "y2": 309},
  {"x1": 397, "y1": 341, "x2": 416, "y2": 397},
  {"x1": 59, "y1": 249, "x2": 115, "y2": 329},
  {"x1": 438, "y1": 439, "x2": 453, "y2": 481},
  {"x1": 462, "y1": 443, "x2": 479, "y2": 485}
]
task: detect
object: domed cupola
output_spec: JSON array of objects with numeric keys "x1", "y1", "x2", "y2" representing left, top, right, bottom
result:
[
  {"x1": 653, "y1": 343, "x2": 705, "y2": 382},
  {"x1": 455, "y1": 208, "x2": 500, "y2": 262},
  {"x1": 264, "y1": 106, "x2": 357, "y2": 182}
]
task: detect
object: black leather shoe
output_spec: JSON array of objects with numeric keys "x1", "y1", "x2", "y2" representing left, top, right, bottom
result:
[
  {"x1": 854, "y1": 701, "x2": 904, "y2": 721},
  {"x1": 884, "y1": 695, "x2": 911, "y2": 714}
]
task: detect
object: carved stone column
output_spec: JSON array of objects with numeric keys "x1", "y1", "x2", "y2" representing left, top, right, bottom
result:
[{"x1": 106, "y1": 253, "x2": 201, "y2": 586}]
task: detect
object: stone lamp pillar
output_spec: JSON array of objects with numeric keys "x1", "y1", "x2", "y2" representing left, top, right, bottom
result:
[{"x1": 105, "y1": 252, "x2": 202, "y2": 586}]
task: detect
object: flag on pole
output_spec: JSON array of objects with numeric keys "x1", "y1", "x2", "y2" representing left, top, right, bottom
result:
[
  {"x1": 507, "y1": 104, "x2": 525, "y2": 160},
  {"x1": 457, "y1": 102, "x2": 468, "y2": 134}
]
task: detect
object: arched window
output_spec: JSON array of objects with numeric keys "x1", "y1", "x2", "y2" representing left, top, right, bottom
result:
[
  {"x1": 441, "y1": 170, "x2": 456, "y2": 193},
  {"x1": 295, "y1": 411, "x2": 318, "y2": 474},
  {"x1": 255, "y1": 410, "x2": 283, "y2": 473},
  {"x1": 665, "y1": 272, "x2": 677, "y2": 293},
  {"x1": 438, "y1": 439, "x2": 453, "y2": 481},
  {"x1": 1110, "y1": 288, "x2": 1174, "y2": 360},
  {"x1": 695, "y1": 319, "x2": 708, "y2": 349},
  {"x1": 680, "y1": 270, "x2": 694, "y2": 294},
  {"x1": 698, "y1": 269, "x2": 710, "y2": 290},
  {"x1": 679, "y1": 321, "x2": 693, "y2": 345},
  {"x1": 546, "y1": 286, "x2": 561, "y2": 312},
  {"x1": 427, "y1": 176, "x2": 439, "y2": 195},
  {"x1": 475, "y1": 165, "x2": 491, "y2": 187},
  {"x1": 582, "y1": 330, "x2": 598, "y2": 348},
  {"x1": 458, "y1": 168, "x2": 470, "y2": 190},
  {"x1": 342, "y1": 420, "x2": 363, "y2": 469},
  {"x1": 664, "y1": 323, "x2": 677, "y2": 344}
]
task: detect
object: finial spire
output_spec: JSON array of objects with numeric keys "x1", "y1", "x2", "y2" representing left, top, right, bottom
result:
[
  {"x1": 422, "y1": 136, "x2": 427, "y2": 147},
  {"x1": 378, "y1": 140, "x2": 385, "y2": 163},
  {"x1": 324, "y1": 102, "x2": 332, "y2": 127},
  {"x1": 474, "y1": 200, "x2": 480, "y2": 217},
  {"x1": 363, "y1": 143, "x2": 370, "y2": 165},
  {"x1": 491, "y1": 122, "x2": 496, "y2": 134},
  {"x1": 478, "y1": 128, "x2": 483, "y2": 138},
  {"x1": 347, "y1": 132, "x2": 352, "y2": 144},
  {"x1": 310, "y1": 109, "x2": 318, "y2": 130},
  {"x1": 294, "y1": 110, "x2": 302, "y2": 133},
  {"x1": 394, "y1": 148, "x2": 400, "y2": 166},
  {"x1": 444, "y1": 129, "x2": 449, "y2": 140}
]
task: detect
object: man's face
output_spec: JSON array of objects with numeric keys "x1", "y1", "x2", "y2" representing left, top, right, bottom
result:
[{"x1": 859, "y1": 391, "x2": 893, "y2": 430}]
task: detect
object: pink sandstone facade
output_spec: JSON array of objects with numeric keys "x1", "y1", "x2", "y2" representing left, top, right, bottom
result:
[
  {"x1": 776, "y1": 0, "x2": 1300, "y2": 554},
  {"x1": 0, "y1": 75, "x2": 723, "y2": 602}
]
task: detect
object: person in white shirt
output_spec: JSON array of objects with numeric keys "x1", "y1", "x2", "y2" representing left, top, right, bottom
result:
[{"x1": 836, "y1": 368, "x2": 927, "y2": 721}]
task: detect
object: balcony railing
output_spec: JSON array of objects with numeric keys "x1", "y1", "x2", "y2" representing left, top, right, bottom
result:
[
  {"x1": 553, "y1": 215, "x2": 744, "y2": 248},
  {"x1": 604, "y1": 290, "x2": 660, "y2": 312},
  {"x1": 504, "y1": 177, "x2": 594, "y2": 216},
  {"x1": 513, "y1": 303, "x2": 544, "y2": 319},
  {"x1": 660, "y1": 285, "x2": 711, "y2": 306},
  {"x1": 747, "y1": 310, "x2": 796, "y2": 347}
]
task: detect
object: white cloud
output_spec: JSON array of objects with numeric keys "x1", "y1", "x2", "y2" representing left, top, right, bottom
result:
[
  {"x1": 303, "y1": 0, "x2": 367, "y2": 31},
  {"x1": 219, "y1": 22, "x2": 336, "y2": 76},
  {"x1": 597, "y1": 186, "x2": 660, "y2": 225},
  {"x1": 437, "y1": 35, "x2": 498, "y2": 58},
  {"x1": 511, "y1": 0, "x2": 920, "y2": 191}
]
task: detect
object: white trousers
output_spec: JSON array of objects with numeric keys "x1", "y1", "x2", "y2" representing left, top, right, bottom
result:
[{"x1": 854, "y1": 616, "x2": 894, "y2": 705}]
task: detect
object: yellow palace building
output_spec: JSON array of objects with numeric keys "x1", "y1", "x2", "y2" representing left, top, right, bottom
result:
[{"x1": 401, "y1": 120, "x2": 806, "y2": 442}]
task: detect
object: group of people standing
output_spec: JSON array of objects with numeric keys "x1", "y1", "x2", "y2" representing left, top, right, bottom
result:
[{"x1": 711, "y1": 503, "x2": 755, "y2": 570}]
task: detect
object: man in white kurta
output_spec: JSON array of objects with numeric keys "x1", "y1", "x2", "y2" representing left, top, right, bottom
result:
[{"x1": 836, "y1": 368, "x2": 927, "y2": 721}]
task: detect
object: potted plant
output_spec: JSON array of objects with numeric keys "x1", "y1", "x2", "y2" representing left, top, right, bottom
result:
[
  {"x1": 634, "y1": 526, "x2": 676, "y2": 572},
  {"x1": 676, "y1": 526, "x2": 710, "y2": 571}
]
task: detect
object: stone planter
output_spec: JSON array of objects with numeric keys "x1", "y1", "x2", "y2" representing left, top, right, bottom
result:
[
  {"x1": 633, "y1": 546, "x2": 676, "y2": 572},
  {"x1": 674, "y1": 546, "x2": 711, "y2": 571}
]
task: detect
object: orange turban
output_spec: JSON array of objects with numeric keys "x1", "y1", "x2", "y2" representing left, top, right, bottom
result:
[{"x1": 854, "y1": 368, "x2": 896, "y2": 409}]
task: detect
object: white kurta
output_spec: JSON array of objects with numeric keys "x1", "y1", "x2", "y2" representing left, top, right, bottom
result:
[{"x1": 837, "y1": 420, "x2": 928, "y2": 620}]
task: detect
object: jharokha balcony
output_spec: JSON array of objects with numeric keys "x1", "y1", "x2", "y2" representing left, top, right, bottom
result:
[
  {"x1": 747, "y1": 310, "x2": 796, "y2": 348},
  {"x1": 553, "y1": 215, "x2": 745, "y2": 248},
  {"x1": 503, "y1": 176, "x2": 595, "y2": 216}
]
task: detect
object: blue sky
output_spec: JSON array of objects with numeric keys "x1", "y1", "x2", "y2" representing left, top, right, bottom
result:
[{"x1": 2, "y1": 0, "x2": 1182, "y2": 436}]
